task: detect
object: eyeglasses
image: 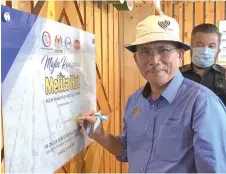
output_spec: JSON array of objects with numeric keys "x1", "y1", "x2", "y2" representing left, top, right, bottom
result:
[{"x1": 137, "y1": 47, "x2": 178, "y2": 58}]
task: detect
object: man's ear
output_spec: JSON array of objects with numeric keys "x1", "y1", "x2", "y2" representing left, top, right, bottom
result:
[{"x1": 178, "y1": 49, "x2": 185, "y2": 62}]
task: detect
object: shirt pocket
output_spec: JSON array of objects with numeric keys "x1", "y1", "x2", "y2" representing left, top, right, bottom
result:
[
  {"x1": 127, "y1": 117, "x2": 148, "y2": 151},
  {"x1": 154, "y1": 125, "x2": 189, "y2": 162}
]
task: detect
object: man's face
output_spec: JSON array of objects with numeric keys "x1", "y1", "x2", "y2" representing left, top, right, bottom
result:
[
  {"x1": 135, "y1": 41, "x2": 184, "y2": 86},
  {"x1": 191, "y1": 32, "x2": 220, "y2": 58}
]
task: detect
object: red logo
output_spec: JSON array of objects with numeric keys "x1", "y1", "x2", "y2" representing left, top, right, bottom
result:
[
  {"x1": 74, "y1": 40, "x2": 80, "y2": 50},
  {"x1": 55, "y1": 35, "x2": 62, "y2": 49}
]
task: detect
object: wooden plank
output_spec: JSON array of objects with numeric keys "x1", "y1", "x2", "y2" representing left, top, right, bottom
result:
[
  {"x1": 195, "y1": 2, "x2": 204, "y2": 26},
  {"x1": 98, "y1": 155, "x2": 105, "y2": 172},
  {"x1": 164, "y1": 1, "x2": 173, "y2": 17},
  {"x1": 108, "y1": 4, "x2": 116, "y2": 173},
  {"x1": 46, "y1": 1, "x2": 64, "y2": 21},
  {"x1": 184, "y1": 2, "x2": 193, "y2": 65},
  {"x1": 85, "y1": 1, "x2": 94, "y2": 33},
  {"x1": 216, "y1": 1, "x2": 225, "y2": 28},
  {"x1": 118, "y1": 10, "x2": 125, "y2": 140},
  {"x1": 54, "y1": 167, "x2": 65, "y2": 173},
  {"x1": 174, "y1": 1, "x2": 184, "y2": 67},
  {"x1": 69, "y1": 149, "x2": 86, "y2": 173},
  {"x1": 114, "y1": 7, "x2": 122, "y2": 173},
  {"x1": 1, "y1": 159, "x2": 5, "y2": 173},
  {"x1": 78, "y1": 1, "x2": 85, "y2": 24},
  {"x1": 6, "y1": 0, "x2": 12, "y2": 7},
  {"x1": 46, "y1": 1, "x2": 56, "y2": 20},
  {"x1": 31, "y1": 1, "x2": 46, "y2": 16},
  {"x1": 94, "y1": 2, "x2": 102, "y2": 77},
  {"x1": 205, "y1": 1, "x2": 214, "y2": 24},
  {"x1": 102, "y1": 2, "x2": 109, "y2": 100},
  {"x1": 82, "y1": 142, "x2": 105, "y2": 173},
  {"x1": 64, "y1": 1, "x2": 83, "y2": 30},
  {"x1": 12, "y1": 1, "x2": 32, "y2": 12}
]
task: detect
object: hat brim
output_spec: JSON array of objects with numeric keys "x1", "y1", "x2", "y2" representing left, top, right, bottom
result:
[{"x1": 125, "y1": 40, "x2": 191, "y2": 53}]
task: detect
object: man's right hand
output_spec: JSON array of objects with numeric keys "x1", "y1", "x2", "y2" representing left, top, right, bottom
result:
[{"x1": 77, "y1": 110, "x2": 105, "y2": 142}]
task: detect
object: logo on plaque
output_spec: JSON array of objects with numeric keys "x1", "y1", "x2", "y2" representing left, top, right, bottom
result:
[
  {"x1": 42, "y1": 31, "x2": 51, "y2": 47},
  {"x1": 65, "y1": 37, "x2": 72, "y2": 50}
]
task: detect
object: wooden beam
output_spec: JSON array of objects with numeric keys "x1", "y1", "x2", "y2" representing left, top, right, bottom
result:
[
  {"x1": 6, "y1": 0, "x2": 12, "y2": 7},
  {"x1": 74, "y1": 1, "x2": 86, "y2": 30},
  {"x1": 64, "y1": 1, "x2": 83, "y2": 30},
  {"x1": 12, "y1": 1, "x2": 31, "y2": 13},
  {"x1": 195, "y1": 2, "x2": 204, "y2": 26},
  {"x1": 108, "y1": 4, "x2": 115, "y2": 173},
  {"x1": 102, "y1": 3, "x2": 109, "y2": 99},
  {"x1": 164, "y1": 1, "x2": 172, "y2": 17},
  {"x1": 31, "y1": 1, "x2": 45, "y2": 16},
  {"x1": 85, "y1": 1, "x2": 94, "y2": 33},
  {"x1": 46, "y1": 1, "x2": 64, "y2": 21},
  {"x1": 184, "y1": 2, "x2": 193, "y2": 65},
  {"x1": 205, "y1": 1, "x2": 214, "y2": 24},
  {"x1": 58, "y1": 8, "x2": 71, "y2": 26},
  {"x1": 113, "y1": 7, "x2": 122, "y2": 173},
  {"x1": 216, "y1": 1, "x2": 224, "y2": 28},
  {"x1": 94, "y1": 2, "x2": 102, "y2": 77}
]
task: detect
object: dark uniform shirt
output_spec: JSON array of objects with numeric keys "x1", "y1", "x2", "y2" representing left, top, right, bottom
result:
[{"x1": 180, "y1": 64, "x2": 226, "y2": 106}]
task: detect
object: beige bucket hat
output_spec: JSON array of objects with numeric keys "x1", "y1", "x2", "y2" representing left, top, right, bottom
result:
[{"x1": 125, "y1": 14, "x2": 190, "y2": 53}]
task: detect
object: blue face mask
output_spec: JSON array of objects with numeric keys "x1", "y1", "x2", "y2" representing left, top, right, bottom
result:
[{"x1": 191, "y1": 47, "x2": 217, "y2": 68}]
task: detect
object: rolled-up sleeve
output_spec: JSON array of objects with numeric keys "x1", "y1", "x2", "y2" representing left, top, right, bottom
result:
[{"x1": 193, "y1": 91, "x2": 226, "y2": 172}]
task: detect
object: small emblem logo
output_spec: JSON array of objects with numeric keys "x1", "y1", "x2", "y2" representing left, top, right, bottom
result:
[
  {"x1": 42, "y1": 31, "x2": 51, "y2": 47},
  {"x1": 133, "y1": 107, "x2": 141, "y2": 117},
  {"x1": 65, "y1": 37, "x2": 72, "y2": 50},
  {"x1": 158, "y1": 20, "x2": 170, "y2": 30}
]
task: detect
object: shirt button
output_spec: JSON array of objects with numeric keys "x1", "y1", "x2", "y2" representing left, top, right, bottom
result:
[
  {"x1": 148, "y1": 126, "x2": 153, "y2": 130},
  {"x1": 147, "y1": 147, "x2": 151, "y2": 151},
  {"x1": 140, "y1": 168, "x2": 144, "y2": 172}
]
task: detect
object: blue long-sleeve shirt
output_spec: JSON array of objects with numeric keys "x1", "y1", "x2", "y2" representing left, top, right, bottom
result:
[{"x1": 116, "y1": 71, "x2": 226, "y2": 173}]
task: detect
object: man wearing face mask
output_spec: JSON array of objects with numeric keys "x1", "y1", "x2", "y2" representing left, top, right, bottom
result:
[{"x1": 180, "y1": 23, "x2": 226, "y2": 105}]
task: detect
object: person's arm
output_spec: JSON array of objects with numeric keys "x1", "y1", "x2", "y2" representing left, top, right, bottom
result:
[
  {"x1": 95, "y1": 132, "x2": 125, "y2": 157},
  {"x1": 77, "y1": 111, "x2": 127, "y2": 159},
  {"x1": 193, "y1": 91, "x2": 226, "y2": 172}
]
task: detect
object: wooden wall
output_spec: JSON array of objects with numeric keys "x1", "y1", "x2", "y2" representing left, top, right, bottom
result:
[{"x1": 1, "y1": 1, "x2": 122, "y2": 173}]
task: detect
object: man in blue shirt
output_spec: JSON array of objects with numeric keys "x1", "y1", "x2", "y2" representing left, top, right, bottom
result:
[{"x1": 78, "y1": 14, "x2": 226, "y2": 173}]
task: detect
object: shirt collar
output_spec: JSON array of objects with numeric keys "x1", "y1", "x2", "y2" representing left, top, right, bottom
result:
[{"x1": 142, "y1": 71, "x2": 184, "y2": 104}]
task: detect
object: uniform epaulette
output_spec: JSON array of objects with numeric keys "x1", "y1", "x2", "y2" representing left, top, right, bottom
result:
[{"x1": 213, "y1": 64, "x2": 225, "y2": 74}]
